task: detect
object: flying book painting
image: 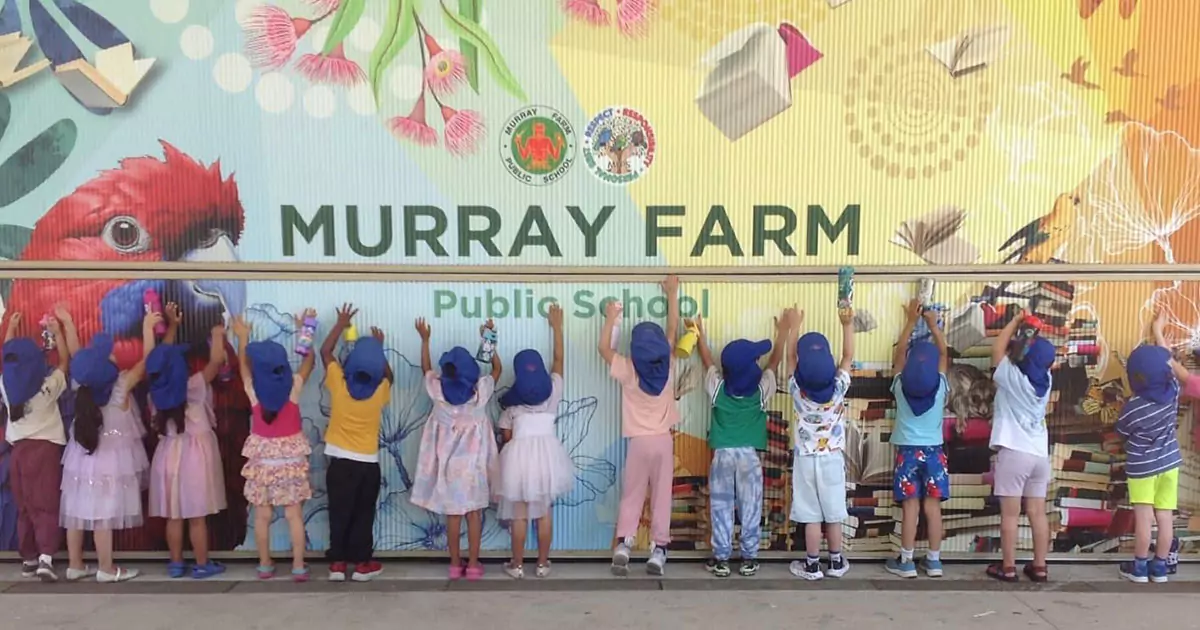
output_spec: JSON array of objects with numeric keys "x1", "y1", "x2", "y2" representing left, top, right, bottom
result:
[
  {"x1": 891, "y1": 206, "x2": 980, "y2": 265},
  {"x1": 0, "y1": 33, "x2": 50, "y2": 88},
  {"x1": 926, "y1": 26, "x2": 1010, "y2": 78}
]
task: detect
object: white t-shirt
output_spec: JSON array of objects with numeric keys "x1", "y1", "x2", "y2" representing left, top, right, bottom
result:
[
  {"x1": 990, "y1": 357, "x2": 1050, "y2": 457},
  {"x1": 3, "y1": 369, "x2": 68, "y2": 445},
  {"x1": 498, "y1": 373, "x2": 565, "y2": 431},
  {"x1": 703, "y1": 366, "x2": 777, "y2": 406},
  {"x1": 788, "y1": 369, "x2": 851, "y2": 456}
]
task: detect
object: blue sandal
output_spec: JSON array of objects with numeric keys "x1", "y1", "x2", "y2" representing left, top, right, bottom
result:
[
  {"x1": 167, "y1": 561, "x2": 189, "y2": 579},
  {"x1": 191, "y1": 561, "x2": 226, "y2": 579}
]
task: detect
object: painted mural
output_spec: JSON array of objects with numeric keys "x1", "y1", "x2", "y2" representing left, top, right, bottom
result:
[{"x1": 1, "y1": 0, "x2": 1200, "y2": 557}]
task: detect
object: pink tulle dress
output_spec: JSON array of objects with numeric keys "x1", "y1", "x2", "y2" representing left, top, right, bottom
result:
[{"x1": 148, "y1": 373, "x2": 227, "y2": 519}]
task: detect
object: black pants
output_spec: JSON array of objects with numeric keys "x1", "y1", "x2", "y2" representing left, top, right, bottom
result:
[{"x1": 325, "y1": 457, "x2": 381, "y2": 563}]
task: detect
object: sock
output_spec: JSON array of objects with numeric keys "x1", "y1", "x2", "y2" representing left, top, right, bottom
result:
[
  {"x1": 900, "y1": 548, "x2": 914, "y2": 563},
  {"x1": 927, "y1": 550, "x2": 941, "y2": 562},
  {"x1": 806, "y1": 554, "x2": 820, "y2": 566},
  {"x1": 1135, "y1": 556, "x2": 1149, "y2": 565},
  {"x1": 1155, "y1": 555, "x2": 1169, "y2": 562},
  {"x1": 39, "y1": 554, "x2": 52, "y2": 565},
  {"x1": 830, "y1": 551, "x2": 843, "y2": 563}
]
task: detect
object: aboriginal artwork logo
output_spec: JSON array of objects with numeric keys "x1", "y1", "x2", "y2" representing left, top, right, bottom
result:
[
  {"x1": 500, "y1": 106, "x2": 576, "y2": 186},
  {"x1": 582, "y1": 106, "x2": 656, "y2": 185}
]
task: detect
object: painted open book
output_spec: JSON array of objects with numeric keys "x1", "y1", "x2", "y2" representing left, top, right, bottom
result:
[
  {"x1": 926, "y1": 26, "x2": 1009, "y2": 78},
  {"x1": 0, "y1": 33, "x2": 49, "y2": 88},
  {"x1": 53, "y1": 42, "x2": 154, "y2": 108},
  {"x1": 891, "y1": 206, "x2": 980, "y2": 265}
]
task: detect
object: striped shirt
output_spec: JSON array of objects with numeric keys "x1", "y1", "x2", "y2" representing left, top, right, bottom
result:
[{"x1": 1115, "y1": 395, "x2": 1182, "y2": 479}]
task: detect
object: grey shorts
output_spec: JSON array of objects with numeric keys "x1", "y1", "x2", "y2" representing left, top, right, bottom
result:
[
  {"x1": 993, "y1": 447, "x2": 1051, "y2": 498},
  {"x1": 790, "y1": 450, "x2": 848, "y2": 524}
]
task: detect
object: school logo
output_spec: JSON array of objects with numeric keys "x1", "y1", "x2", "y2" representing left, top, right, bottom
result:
[
  {"x1": 582, "y1": 106, "x2": 656, "y2": 185},
  {"x1": 499, "y1": 106, "x2": 576, "y2": 186}
]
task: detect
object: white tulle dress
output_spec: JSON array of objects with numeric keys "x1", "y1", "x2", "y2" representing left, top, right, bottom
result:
[{"x1": 495, "y1": 374, "x2": 575, "y2": 520}]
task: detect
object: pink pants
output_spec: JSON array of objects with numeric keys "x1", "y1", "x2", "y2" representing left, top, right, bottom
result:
[
  {"x1": 11, "y1": 439, "x2": 64, "y2": 560},
  {"x1": 616, "y1": 434, "x2": 673, "y2": 546}
]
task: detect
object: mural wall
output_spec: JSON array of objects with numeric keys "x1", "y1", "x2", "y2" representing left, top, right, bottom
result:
[{"x1": 1, "y1": 0, "x2": 1199, "y2": 556}]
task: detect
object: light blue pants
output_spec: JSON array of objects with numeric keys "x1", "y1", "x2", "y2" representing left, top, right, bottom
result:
[{"x1": 709, "y1": 447, "x2": 763, "y2": 561}]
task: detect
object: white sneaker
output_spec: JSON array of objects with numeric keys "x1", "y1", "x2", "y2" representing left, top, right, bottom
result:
[
  {"x1": 96, "y1": 567, "x2": 139, "y2": 583},
  {"x1": 36, "y1": 556, "x2": 57, "y2": 583},
  {"x1": 503, "y1": 562, "x2": 524, "y2": 579},
  {"x1": 611, "y1": 537, "x2": 632, "y2": 576},
  {"x1": 65, "y1": 566, "x2": 96, "y2": 582},
  {"x1": 789, "y1": 559, "x2": 824, "y2": 581},
  {"x1": 826, "y1": 555, "x2": 850, "y2": 578},
  {"x1": 535, "y1": 563, "x2": 552, "y2": 578},
  {"x1": 646, "y1": 544, "x2": 667, "y2": 576}
]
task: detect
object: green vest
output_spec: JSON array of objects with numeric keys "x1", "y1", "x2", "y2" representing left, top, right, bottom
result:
[{"x1": 708, "y1": 382, "x2": 767, "y2": 450}]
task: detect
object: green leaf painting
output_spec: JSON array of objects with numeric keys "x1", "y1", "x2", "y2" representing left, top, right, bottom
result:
[
  {"x1": 440, "y1": 0, "x2": 526, "y2": 101},
  {"x1": 370, "y1": 0, "x2": 418, "y2": 103},
  {"x1": 0, "y1": 94, "x2": 10, "y2": 142},
  {"x1": 321, "y1": 0, "x2": 367, "y2": 55},
  {"x1": 0, "y1": 224, "x2": 32, "y2": 261},
  {"x1": 0, "y1": 119, "x2": 77, "y2": 208},
  {"x1": 458, "y1": 0, "x2": 482, "y2": 94}
]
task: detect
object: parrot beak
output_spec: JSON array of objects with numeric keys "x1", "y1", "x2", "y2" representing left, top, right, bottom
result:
[{"x1": 178, "y1": 233, "x2": 246, "y2": 333}]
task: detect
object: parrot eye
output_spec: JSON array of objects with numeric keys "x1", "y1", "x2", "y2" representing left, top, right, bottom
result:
[{"x1": 102, "y1": 216, "x2": 149, "y2": 254}]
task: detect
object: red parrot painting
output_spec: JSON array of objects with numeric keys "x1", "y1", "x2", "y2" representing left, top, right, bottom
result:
[{"x1": 0, "y1": 141, "x2": 252, "y2": 551}]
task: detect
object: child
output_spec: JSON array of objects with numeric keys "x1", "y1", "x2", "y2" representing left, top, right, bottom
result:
[
  {"x1": 233, "y1": 311, "x2": 316, "y2": 582},
  {"x1": 411, "y1": 317, "x2": 500, "y2": 580},
  {"x1": 3, "y1": 310, "x2": 69, "y2": 581},
  {"x1": 146, "y1": 313, "x2": 228, "y2": 579},
  {"x1": 694, "y1": 309, "x2": 788, "y2": 578},
  {"x1": 598, "y1": 275, "x2": 681, "y2": 577},
  {"x1": 886, "y1": 300, "x2": 950, "y2": 579},
  {"x1": 496, "y1": 304, "x2": 574, "y2": 579},
  {"x1": 320, "y1": 304, "x2": 393, "y2": 582},
  {"x1": 60, "y1": 310, "x2": 158, "y2": 583},
  {"x1": 787, "y1": 306, "x2": 854, "y2": 581},
  {"x1": 986, "y1": 309, "x2": 1054, "y2": 582},
  {"x1": 1116, "y1": 311, "x2": 1185, "y2": 584}
]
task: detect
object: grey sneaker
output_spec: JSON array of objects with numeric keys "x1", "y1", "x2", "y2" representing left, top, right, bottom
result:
[
  {"x1": 36, "y1": 557, "x2": 57, "y2": 583},
  {"x1": 739, "y1": 560, "x2": 760, "y2": 576},
  {"x1": 646, "y1": 544, "x2": 667, "y2": 576},
  {"x1": 20, "y1": 561, "x2": 37, "y2": 578},
  {"x1": 611, "y1": 537, "x2": 633, "y2": 576},
  {"x1": 789, "y1": 559, "x2": 824, "y2": 581},
  {"x1": 826, "y1": 555, "x2": 850, "y2": 578}
]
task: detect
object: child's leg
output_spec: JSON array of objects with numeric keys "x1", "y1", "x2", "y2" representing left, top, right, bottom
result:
[
  {"x1": 736, "y1": 449, "x2": 764, "y2": 561},
  {"x1": 94, "y1": 529, "x2": 114, "y2": 574},
  {"x1": 1155, "y1": 509, "x2": 1174, "y2": 561},
  {"x1": 707, "y1": 449, "x2": 735, "y2": 561},
  {"x1": 922, "y1": 498, "x2": 943, "y2": 553},
  {"x1": 10, "y1": 442, "x2": 36, "y2": 562},
  {"x1": 254, "y1": 504, "x2": 273, "y2": 568},
  {"x1": 900, "y1": 499, "x2": 920, "y2": 553},
  {"x1": 324, "y1": 457, "x2": 352, "y2": 564},
  {"x1": 447, "y1": 515, "x2": 463, "y2": 566},
  {"x1": 166, "y1": 518, "x2": 185, "y2": 564},
  {"x1": 803, "y1": 523, "x2": 823, "y2": 558},
  {"x1": 348, "y1": 461, "x2": 381, "y2": 565},
  {"x1": 510, "y1": 516, "x2": 528, "y2": 567},
  {"x1": 66, "y1": 528, "x2": 86, "y2": 570},
  {"x1": 188, "y1": 517, "x2": 210, "y2": 565},
  {"x1": 824, "y1": 522, "x2": 843, "y2": 554},
  {"x1": 1132, "y1": 503, "x2": 1154, "y2": 558},
  {"x1": 284, "y1": 504, "x2": 306, "y2": 570},
  {"x1": 998, "y1": 497, "x2": 1022, "y2": 569},
  {"x1": 536, "y1": 512, "x2": 553, "y2": 566},
  {"x1": 645, "y1": 434, "x2": 674, "y2": 548},
  {"x1": 466, "y1": 509, "x2": 483, "y2": 566},
  {"x1": 1024, "y1": 497, "x2": 1049, "y2": 567},
  {"x1": 615, "y1": 437, "x2": 652, "y2": 542}
]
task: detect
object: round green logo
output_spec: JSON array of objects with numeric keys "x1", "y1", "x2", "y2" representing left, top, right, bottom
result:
[{"x1": 499, "y1": 106, "x2": 576, "y2": 186}]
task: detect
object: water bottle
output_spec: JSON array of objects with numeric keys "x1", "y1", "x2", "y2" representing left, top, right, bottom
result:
[
  {"x1": 296, "y1": 315, "x2": 318, "y2": 356},
  {"x1": 343, "y1": 323, "x2": 359, "y2": 343},
  {"x1": 39, "y1": 314, "x2": 56, "y2": 351},
  {"x1": 476, "y1": 326, "x2": 497, "y2": 363},
  {"x1": 610, "y1": 302, "x2": 623, "y2": 351},
  {"x1": 143, "y1": 288, "x2": 167, "y2": 336},
  {"x1": 837, "y1": 266, "x2": 855, "y2": 310}
]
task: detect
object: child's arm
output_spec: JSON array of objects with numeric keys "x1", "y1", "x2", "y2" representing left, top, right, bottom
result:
[
  {"x1": 764, "y1": 308, "x2": 790, "y2": 373},
  {"x1": 3, "y1": 311, "x2": 19, "y2": 343},
  {"x1": 662, "y1": 275, "x2": 680, "y2": 348},
  {"x1": 893, "y1": 299, "x2": 920, "y2": 372},
  {"x1": 163, "y1": 302, "x2": 181, "y2": 345},
  {"x1": 926, "y1": 310, "x2": 950, "y2": 373},
  {"x1": 201, "y1": 325, "x2": 227, "y2": 383},
  {"x1": 991, "y1": 308, "x2": 1025, "y2": 367},
  {"x1": 838, "y1": 307, "x2": 855, "y2": 372},
  {"x1": 1170, "y1": 358, "x2": 1190, "y2": 385},
  {"x1": 125, "y1": 312, "x2": 160, "y2": 387},
  {"x1": 370, "y1": 327, "x2": 395, "y2": 383},
  {"x1": 482, "y1": 319, "x2": 501, "y2": 381},
  {"x1": 55, "y1": 305, "x2": 81, "y2": 357},
  {"x1": 296, "y1": 308, "x2": 317, "y2": 384},
  {"x1": 549, "y1": 303, "x2": 564, "y2": 376},
  {"x1": 47, "y1": 316, "x2": 69, "y2": 376},
  {"x1": 231, "y1": 315, "x2": 252, "y2": 384},
  {"x1": 1152, "y1": 310, "x2": 1170, "y2": 349},
  {"x1": 415, "y1": 318, "x2": 432, "y2": 373},
  {"x1": 321, "y1": 303, "x2": 357, "y2": 368},
  {"x1": 597, "y1": 301, "x2": 619, "y2": 365},
  {"x1": 693, "y1": 314, "x2": 714, "y2": 371},
  {"x1": 785, "y1": 307, "x2": 802, "y2": 379}
]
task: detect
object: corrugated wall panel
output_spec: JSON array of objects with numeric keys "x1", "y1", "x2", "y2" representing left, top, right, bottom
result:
[{"x1": 1, "y1": 276, "x2": 1196, "y2": 557}]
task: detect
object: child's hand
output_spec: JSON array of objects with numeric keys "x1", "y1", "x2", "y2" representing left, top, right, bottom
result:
[
  {"x1": 371, "y1": 326, "x2": 385, "y2": 342},
  {"x1": 45, "y1": 315, "x2": 62, "y2": 334},
  {"x1": 335, "y1": 303, "x2": 358, "y2": 327},
  {"x1": 1012, "y1": 308, "x2": 1026, "y2": 323},
  {"x1": 143, "y1": 311, "x2": 163, "y2": 333},
  {"x1": 415, "y1": 318, "x2": 431, "y2": 340},
  {"x1": 294, "y1": 307, "x2": 316, "y2": 329},
  {"x1": 839, "y1": 307, "x2": 854, "y2": 326},
  {"x1": 688, "y1": 314, "x2": 705, "y2": 339},
  {"x1": 480, "y1": 318, "x2": 495, "y2": 336},
  {"x1": 922, "y1": 309, "x2": 939, "y2": 325},
  {"x1": 164, "y1": 302, "x2": 181, "y2": 324},
  {"x1": 548, "y1": 303, "x2": 563, "y2": 330},
  {"x1": 790, "y1": 306, "x2": 805, "y2": 330},
  {"x1": 661, "y1": 274, "x2": 679, "y2": 295},
  {"x1": 7, "y1": 312, "x2": 20, "y2": 329},
  {"x1": 1153, "y1": 309, "x2": 1168, "y2": 335},
  {"x1": 904, "y1": 298, "x2": 921, "y2": 323},
  {"x1": 604, "y1": 300, "x2": 622, "y2": 320},
  {"x1": 231, "y1": 315, "x2": 250, "y2": 339},
  {"x1": 53, "y1": 303, "x2": 72, "y2": 324}
]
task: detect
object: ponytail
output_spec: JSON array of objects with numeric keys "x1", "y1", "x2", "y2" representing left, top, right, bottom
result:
[
  {"x1": 74, "y1": 386, "x2": 103, "y2": 454},
  {"x1": 261, "y1": 408, "x2": 279, "y2": 425},
  {"x1": 155, "y1": 405, "x2": 186, "y2": 436}
]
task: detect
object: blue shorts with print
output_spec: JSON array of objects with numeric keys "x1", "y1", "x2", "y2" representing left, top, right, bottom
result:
[{"x1": 892, "y1": 445, "x2": 950, "y2": 502}]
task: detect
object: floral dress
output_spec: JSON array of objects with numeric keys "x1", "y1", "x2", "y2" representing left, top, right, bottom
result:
[{"x1": 410, "y1": 373, "x2": 498, "y2": 516}]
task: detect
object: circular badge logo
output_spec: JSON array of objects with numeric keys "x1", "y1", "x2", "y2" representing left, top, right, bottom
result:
[
  {"x1": 499, "y1": 106, "x2": 576, "y2": 186},
  {"x1": 582, "y1": 106, "x2": 656, "y2": 186}
]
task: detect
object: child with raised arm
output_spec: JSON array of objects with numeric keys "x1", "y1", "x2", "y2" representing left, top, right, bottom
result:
[
  {"x1": 3, "y1": 310, "x2": 69, "y2": 581},
  {"x1": 599, "y1": 276, "x2": 681, "y2": 577},
  {"x1": 886, "y1": 299, "x2": 950, "y2": 579},
  {"x1": 411, "y1": 318, "x2": 501, "y2": 581},
  {"x1": 986, "y1": 309, "x2": 1054, "y2": 583},
  {"x1": 694, "y1": 309, "x2": 789, "y2": 578},
  {"x1": 320, "y1": 304, "x2": 393, "y2": 583},
  {"x1": 496, "y1": 304, "x2": 574, "y2": 579},
  {"x1": 787, "y1": 306, "x2": 854, "y2": 581},
  {"x1": 233, "y1": 311, "x2": 317, "y2": 582},
  {"x1": 1117, "y1": 311, "x2": 1185, "y2": 584}
]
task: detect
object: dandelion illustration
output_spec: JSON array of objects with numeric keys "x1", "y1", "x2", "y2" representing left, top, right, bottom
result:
[
  {"x1": 296, "y1": 42, "x2": 365, "y2": 86},
  {"x1": 440, "y1": 105, "x2": 485, "y2": 156},
  {"x1": 422, "y1": 33, "x2": 466, "y2": 97},
  {"x1": 388, "y1": 90, "x2": 439, "y2": 147},
  {"x1": 616, "y1": 0, "x2": 654, "y2": 37},
  {"x1": 244, "y1": 5, "x2": 312, "y2": 69},
  {"x1": 562, "y1": 0, "x2": 611, "y2": 26}
]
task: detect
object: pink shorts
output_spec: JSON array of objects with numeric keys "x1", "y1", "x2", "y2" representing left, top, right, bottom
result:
[{"x1": 993, "y1": 448, "x2": 1051, "y2": 498}]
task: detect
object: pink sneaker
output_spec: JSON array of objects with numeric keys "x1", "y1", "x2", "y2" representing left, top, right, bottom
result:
[
  {"x1": 465, "y1": 564, "x2": 485, "y2": 581},
  {"x1": 448, "y1": 563, "x2": 465, "y2": 580}
]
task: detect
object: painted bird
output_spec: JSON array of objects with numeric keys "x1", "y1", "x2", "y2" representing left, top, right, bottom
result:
[
  {"x1": 1, "y1": 141, "x2": 247, "y2": 369},
  {"x1": 1157, "y1": 85, "x2": 1182, "y2": 111},
  {"x1": 1112, "y1": 49, "x2": 1142, "y2": 77},
  {"x1": 998, "y1": 193, "x2": 1079, "y2": 265},
  {"x1": 1062, "y1": 57, "x2": 1101, "y2": 90}
]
